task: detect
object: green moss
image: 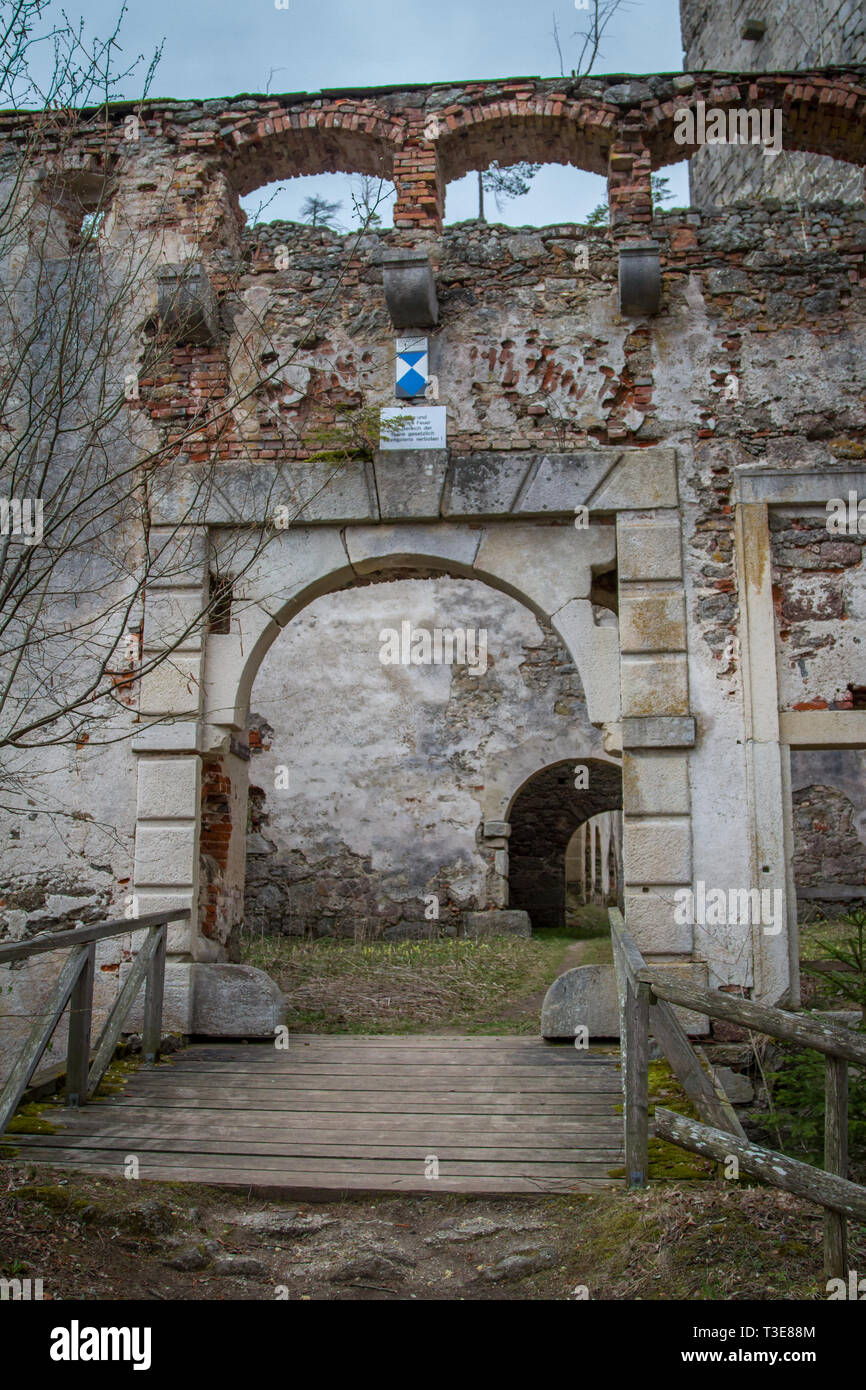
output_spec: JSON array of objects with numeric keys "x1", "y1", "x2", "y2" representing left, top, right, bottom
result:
[
  {"x1": 607, "y1": 1060, "x2": 719, "y2": 1181},
  {"x1": 12, "y1": 1183, "x2": 91, "y2": 1216},
  {"x1": 5, "y1": 1101, "x2": 59, "y2": 1135},
  {"x1": 90, "y1": 1053, "x2": 142, "y2": 1099}
]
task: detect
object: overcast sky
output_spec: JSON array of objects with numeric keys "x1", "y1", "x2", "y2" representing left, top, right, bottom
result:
[{"x1": 69, "y1": 0, "x2": 691, "y2": 224}]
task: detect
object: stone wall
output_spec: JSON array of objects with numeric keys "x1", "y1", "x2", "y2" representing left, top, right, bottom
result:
[
  {"x1": 680, "y1": 0, "x2": 866, "y2": 204},
  {"x1": 2, "y1": 69, "x2": 866, "y2": 1068},
  {"x1": 790, "y1": 749, "x2": 866, "y2": 906},
  {"x1": 241, "y1": 577, "x2": 608, "y2": 940}
]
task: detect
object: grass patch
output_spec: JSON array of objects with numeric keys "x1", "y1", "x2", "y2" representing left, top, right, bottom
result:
[{"x1": 240, "y1": 931, "x2": 576, "y2": 1033}]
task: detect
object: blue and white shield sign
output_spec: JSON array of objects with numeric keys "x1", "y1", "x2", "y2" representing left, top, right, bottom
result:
[{"x1": 395, "y1": 335, "x2": 429, "y2": 398}]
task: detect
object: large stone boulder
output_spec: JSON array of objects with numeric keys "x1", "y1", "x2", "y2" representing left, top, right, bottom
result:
[
  {"x1": 191, "y1": 963, "x2": 285, "y2": 1037},
  {"x1": 463, "y1": 910, "x2": 531, "y2": 938},
  {"x1": 541, "y1": 964, "x2": 619, "y2": 1039}
]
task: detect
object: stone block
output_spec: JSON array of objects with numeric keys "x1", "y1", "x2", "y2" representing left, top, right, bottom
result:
[
  {"x1": 142, "y1": 589, "x2": 206, "y2": 652},
  {"x1": 344, "y1": 522, "x2": 479, "y2": 575},
  {"x1": 513, "y1": 453, "x2": 612, "y2": 514},
  {"x1": 588, "y1": 448, "x2": 678, "y2": 511},
  {"x1": 483, "y1": 821, "x2": 511, "y2": 838},
  {"x1": 713, "y1": 1065, "x2": 754, "y2": 1104},
  {"x1": 551, "y1": 602, "x2": 621, "y2": 726},
  {"x1": 191, "y1": 963, "x2": 286, "y2": 1036},
  {"x1": 623, "y1": 888, "x2": 694, "y2": 953},
  {"x1": 444, "y1": 452, "x2": 534, "y2": 517},
  {"x1": 619, "y1": 243, "x2": 661, "y2": 317},
  {"x1": 377, "y1": 249, "x2": 438, "y2": 328},
  {"x1": 147, "y1": 527, "x2": 208, "y2": 588},
  {"x1": 541, "y1": 964, "x2": 619, "y2": 1038},
  {"x1": 463, "y1": 910, "x2": 531, "y2": 938},
  {"x1": 372, "y1": 450, "x2": 448, "y2": 520},
  {"x1": 622, "y1": 716, "x2": 696, "y2": 748},
  {"x1": 134, "y1": 823, "x2": 198, "y2": 888},
  {"x1": 621, "y1": 653, "x2": 689, "y2": 717},
  {"x1": 475, "y1": 524, "x2": 615, "y2": 617},
  {"x1": 617, "y1": 518, "x2": 682, "y2": 581},
  {"x1": 136, "y1": 757, "x2": 200, "y2": 821},
  {"x1": 156, "y1": 263, "x2": 219, "y2": 344},
  {"x1": 623, "y1": 752, "x2": 690, "y2": 815},
  {"x1": 132, "y1": 721, "x2": 203, "y2": 755},
  {"x1": 138, "y1": 656, "x2": 203, "y2": 718},
  {"x1": 623, "y1": 817, "x2": 692, "y2": 884},
  {"x1": 619, "y1": 591, "x2": 686, "y2": 652}
]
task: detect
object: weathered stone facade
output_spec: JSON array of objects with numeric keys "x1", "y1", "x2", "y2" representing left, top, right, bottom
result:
[
  {"x1": 1, "y1": 69, "x2": 866, "y2": 1076},
  {"x1": 680, "y1": 0, "x2": 866, "y2": 205}
]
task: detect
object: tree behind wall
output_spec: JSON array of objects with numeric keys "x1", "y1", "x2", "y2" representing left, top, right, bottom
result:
[{"x1": 0, "y1": 0, "x2": 371, "y2": 820}]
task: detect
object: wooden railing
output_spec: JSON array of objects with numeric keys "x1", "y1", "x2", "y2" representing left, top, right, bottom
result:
[
  {"x1": 0, "y1": 909, "x2": 189, "y2": 1137},
  {"x1": 610, "y1": 908, "x2": 866, "y2": 1279}
]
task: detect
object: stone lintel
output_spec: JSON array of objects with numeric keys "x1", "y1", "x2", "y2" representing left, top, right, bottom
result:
[
  {"x1": 735, "y1": 464, "x2": 866, "y2": 506},
  {"x1": 145, "y1": 451, "x2": 678, "y2": 527}
]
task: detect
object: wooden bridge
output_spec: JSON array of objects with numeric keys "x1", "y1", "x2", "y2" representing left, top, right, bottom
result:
[
  {"x1": 8, "y1": 907, "x2": 865, "y2": 1271},
  {"x1": 7, "y1": 1034, "x2": 624, "y2": 1195}
]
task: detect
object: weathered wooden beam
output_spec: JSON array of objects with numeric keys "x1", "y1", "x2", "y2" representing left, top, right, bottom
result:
[
  {"x1": 0, "y1": 945, "x2": 88, "y2": 1136},
  {"x1": 609, "y1": 908, "x2": 645, "y2": 990},
  {"x1": 623, "y1": 977, "x2": 650, "y2": 1188},
  {"x1": 649, "y1": 1006, "x2": 746, "y2": 1139},
  {"x1": 87, "y1": 928, "x2": 162, "y2": 1099},
  {"x1": 610, "y1": 908, "x2": 746, "y2": 1139},
  {"x1": 645, "y1": 975, "x2": 866, "y2": 1066},
  {"x1": 142, "y1": 924, "x2": 167, "y2": 1064},
  {"x1": 824, "y1": 1056, "x2": 849, "y2": 1279},
  {"x1": 694, "y1": 1045, "x2": 748, "y2": 1141},
  {"x1": 0, "y1": 909, "x2": 189, "y2": 964},
  {"x1": 65, "y1": 941, "x2": 95, "y2": 1108},
  {"x1": 655, "y1": 1107, "x2": 866, "y2": 1223}
]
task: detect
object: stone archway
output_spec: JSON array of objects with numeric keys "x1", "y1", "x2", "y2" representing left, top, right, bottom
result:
[
  {"x1": 507, "y1": 758, "x2": 622, "y2": 930},
  {"x1": 176, "y1": 517, "x2": 619, "y2": 973}
]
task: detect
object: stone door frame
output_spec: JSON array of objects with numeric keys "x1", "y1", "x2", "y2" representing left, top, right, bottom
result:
[{"x1": 130, "y1": 444, "x2": 703, "y2": 1030}]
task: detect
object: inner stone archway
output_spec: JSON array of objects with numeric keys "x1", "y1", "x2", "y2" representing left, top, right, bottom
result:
[
  {"x1": 192, "y1": 523, "x2": 620, "y2": 962},
  {"x1": 507, "y1": 758, "x2": 623, "y2": 930}
]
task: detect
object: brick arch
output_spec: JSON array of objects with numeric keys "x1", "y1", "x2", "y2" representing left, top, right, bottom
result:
[
  {"x1": 223, "y1": 103, "x2": 405, "y2": 196},
  {"x1": 433, "y1": 98, "x2": 615, "y2": 181},
  {"x1": 646, "y1": 73, "x2": 866, "y2": 171},
  {"x1": 507, "y1": 757, "x2": 622, "y2": 930}
]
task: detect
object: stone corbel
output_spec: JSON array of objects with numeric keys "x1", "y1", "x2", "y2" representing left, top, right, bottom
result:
[
  {"x1": 157, "y1": 262, "x2": 220, "y2": 344},
  {"x1": 375, "y1": 248, "x2": 439, "y2": 328},
  {"x1": 618, "y1": 242, "x2": 661, "y2": 316}
]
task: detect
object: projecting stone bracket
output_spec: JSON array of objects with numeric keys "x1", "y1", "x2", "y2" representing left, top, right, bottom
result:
[
  {"x1": 375, "y1": 247, "x2": 439, "y2": 328},
  {"x1": 156, "y1": 262, "x2": 220, "y2": 344},
  {"x1": 618, "y1": 242, "x2": 661, "y2": 316}
]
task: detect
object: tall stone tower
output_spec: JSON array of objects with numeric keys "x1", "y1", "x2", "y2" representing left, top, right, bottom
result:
[{"x1": 680, "y1": 0, "x2": 866, "y2": 205}]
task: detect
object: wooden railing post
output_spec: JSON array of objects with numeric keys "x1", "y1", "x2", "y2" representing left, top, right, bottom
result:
[
  {"x1": 624, "y1": 976, "x2": 650, "y2": 1188},
  {"x1": 142, "y1": 923, "x2": 167, "y2": 1064},
  {"x1": 824, "y1": 1055, "x2": 849, "y2": 1280},
  {"x1": 65, "y1": 941, "x2": 95, "y2": 1107}
]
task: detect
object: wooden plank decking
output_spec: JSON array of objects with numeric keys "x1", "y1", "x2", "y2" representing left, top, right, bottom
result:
[{"x1": 9, "y1": 1035, "x2": 624, "y2": 1195}]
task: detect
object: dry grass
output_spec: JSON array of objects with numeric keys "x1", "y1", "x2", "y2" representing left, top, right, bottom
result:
[{"x1": 240, "y1": 932, "x2": 571, "y2": 1033}]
